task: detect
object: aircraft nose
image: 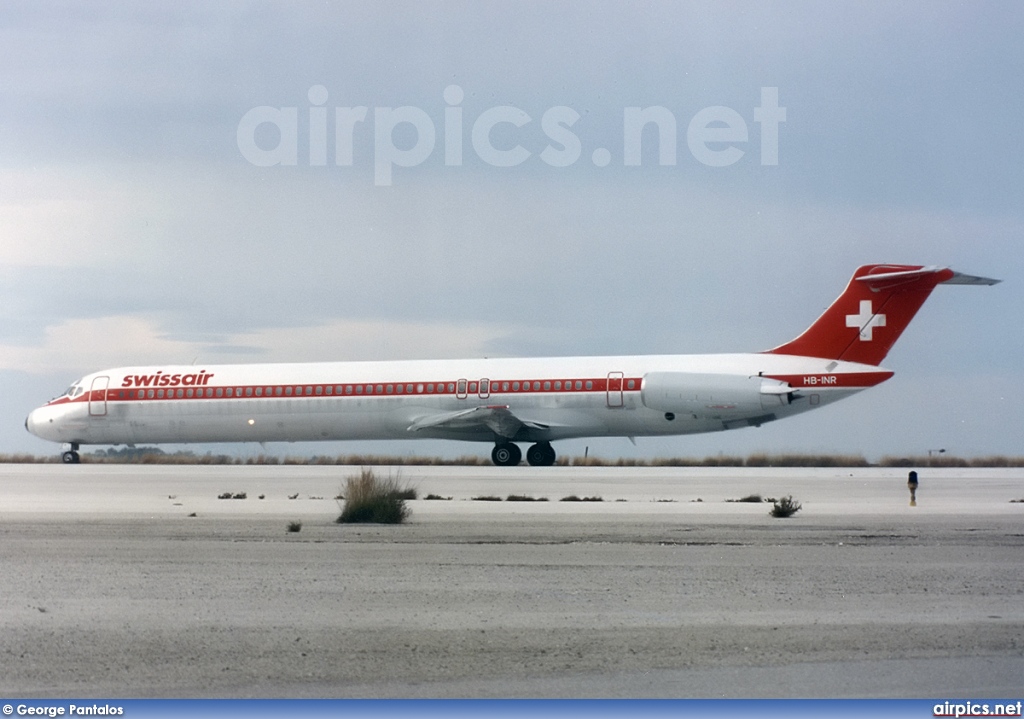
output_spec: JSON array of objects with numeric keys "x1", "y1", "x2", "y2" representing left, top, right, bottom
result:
[{"x1": 25, "y1": 406, "x2": 51, "y2": 440}]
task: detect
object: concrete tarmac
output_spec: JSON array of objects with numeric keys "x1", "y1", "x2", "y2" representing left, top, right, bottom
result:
[{"x1": 1, "y1": 464, "x2": 1022, "y2": 698}]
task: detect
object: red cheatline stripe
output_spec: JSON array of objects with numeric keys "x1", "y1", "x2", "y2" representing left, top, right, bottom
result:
[{"x1": 58, "y1": 376, "x2": 645, "y2": 404}]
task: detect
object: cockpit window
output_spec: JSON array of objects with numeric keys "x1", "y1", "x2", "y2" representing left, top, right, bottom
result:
[{"x1": 61, "y1": 381, "x2": 85, "y2": 399}]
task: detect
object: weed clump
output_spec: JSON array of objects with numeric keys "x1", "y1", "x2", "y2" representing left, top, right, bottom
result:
[
  {"x1": 727, "y1": 494, "x2": 764, "y2": 503},
  {"x1": 770, "y1": 495, "x2": 802, "y2": 518},
  {"x1": 287, "y1": 521, "x2": 302, "y2": 533},
  {"x1": 336, "y1": 468, "x2": 413, "y2": 524}
]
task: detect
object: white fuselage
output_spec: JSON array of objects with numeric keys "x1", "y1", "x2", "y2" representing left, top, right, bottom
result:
[{"x1": 26, "y1": 352, "x2": 891, "y2": 448}]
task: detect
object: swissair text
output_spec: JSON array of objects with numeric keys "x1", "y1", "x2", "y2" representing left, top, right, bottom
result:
[{"x1": 121, "y1": 372, "x2": 214, "y2": 388}]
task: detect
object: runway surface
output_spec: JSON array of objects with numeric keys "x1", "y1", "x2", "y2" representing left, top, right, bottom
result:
[{"x1": 1, "y1": 464, "x2": 1022, "y2": 698}]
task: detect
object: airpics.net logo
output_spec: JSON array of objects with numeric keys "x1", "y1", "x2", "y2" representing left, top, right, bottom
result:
[{"x1": 236, "y1": 85, "x2": 786, "y2": 186}]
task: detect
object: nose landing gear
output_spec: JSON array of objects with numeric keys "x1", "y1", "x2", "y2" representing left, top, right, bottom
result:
[{"x1": 61, "y1": 443, "x2": 81, "y2": 464}]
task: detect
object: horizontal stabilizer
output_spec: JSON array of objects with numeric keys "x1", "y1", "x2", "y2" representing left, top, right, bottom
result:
[{"x1": 942, "y1": 271, "x2": 1001, "y2": 286}]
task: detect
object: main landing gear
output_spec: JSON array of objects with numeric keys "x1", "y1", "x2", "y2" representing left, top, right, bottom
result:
[
  {"x1": 62, "y1": 443, "x2": 81, "y2": 464},
  {"x1": 525, "y1": 442, "x2": 556, "y2": 467},
  {"x1": 490, "y1": 442, "x2": 557, "y2": 467}
]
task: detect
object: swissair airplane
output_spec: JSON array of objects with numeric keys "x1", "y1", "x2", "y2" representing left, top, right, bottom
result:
[{"x1": 26, "y1": 264, "x2": 997, "y2": 466}]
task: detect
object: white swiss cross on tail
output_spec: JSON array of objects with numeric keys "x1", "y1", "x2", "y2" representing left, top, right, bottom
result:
[{"x1": 846, "y1": 300, "x2": 886, "y2": 341}]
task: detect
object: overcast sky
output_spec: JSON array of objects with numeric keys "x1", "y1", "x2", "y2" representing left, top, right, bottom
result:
[{"x1": 2, "y1": 1, "x2": 1021, "y2": 461}]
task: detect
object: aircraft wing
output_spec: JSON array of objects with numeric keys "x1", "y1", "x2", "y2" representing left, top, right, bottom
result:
[{"x1": 407, "y1": 405, "x2": 554, "y2": 439}]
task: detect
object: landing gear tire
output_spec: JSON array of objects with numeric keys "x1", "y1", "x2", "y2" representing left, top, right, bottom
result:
[
  {"x1": 526, "y1": 442, "x2": 557, "y2": 467},
  {"x1": 491, "y1": 443, "x2": 522, "y2": 467},
  {"x1": 61, "y1": 450, "x2": 80, "y2": 464}
]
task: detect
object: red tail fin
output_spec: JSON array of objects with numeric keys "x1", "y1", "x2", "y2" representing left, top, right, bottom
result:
[{"x1": 766, "y1": 264, "x2": 997, "y2": 366}]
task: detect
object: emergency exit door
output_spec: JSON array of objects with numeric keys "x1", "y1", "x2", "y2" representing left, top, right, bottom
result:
[{"x1": 606, "y1": 371, "x2": 624, "y2": 408}]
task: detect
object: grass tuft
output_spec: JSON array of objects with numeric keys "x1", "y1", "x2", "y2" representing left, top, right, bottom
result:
[
  {"x1": 336, "y1": 468, "x2": 413, "y2": 524},
  {"x1": 287, "y1": 521, "x2": 302, "y2": 533},
  {"x1": 770, "y1": 495, "x2": 802, "y2": 518}
]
